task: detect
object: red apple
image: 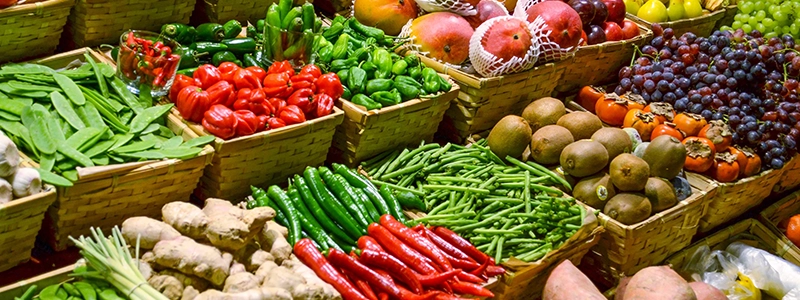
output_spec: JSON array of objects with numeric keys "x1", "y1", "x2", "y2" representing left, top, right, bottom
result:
[
  {"x1": 480, "y1": 17, "x2": 533, "y2": 61},
  {"x1": 589, "y1": 0, "x2": 607, "y2": 25},
  {"x1": 586, "y1": 24, "x2": 606, "y2": 45},
  {"x1": 601, "y1": 0, "x2": 625, "y2": 24},
  {"x1": 355, "y1": 0, "x2": 419, "y2": 35},
  {"x1": 581, "y1": 29, "x2": 588, "y2": 45},
  {"x1": 409, "y1": 12, "x2": 474, "y2": 64},
  {"x1": 464, "y1": 0, "x2": 509, "y2": 29},
  {"x1": 621, "y1": 19, "x2": 639, "y2": 39},
  {"x1": 602, "y1": 22, "x2": 623, "y2": 41},
  {"x1": 525, "y1": 1, "x2": 582, "y2": 50}
]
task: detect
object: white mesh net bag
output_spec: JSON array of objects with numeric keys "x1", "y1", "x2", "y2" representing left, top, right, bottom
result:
[
  {"x1": 512, "y1": 0, "x2": 579, "y2": 63},
  {"x1": 415, "y1": 0, "x2": 478, "y2": 16},
  {"x1": 468, "y1": 15, "x2": 540, "y2": 77},
  {"x1": 399, "y1": 19, "x2": 419, "y2": 52}
]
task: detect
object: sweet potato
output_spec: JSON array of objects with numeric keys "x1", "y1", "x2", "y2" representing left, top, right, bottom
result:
[
  {"x1": 543, "y1": 260, "x2": 606, "y2": 300},
  {"x1": 623, "y1": 266, "x2": 697, "y2": 300},
  {"x1": 689, "y1": 282, "x2": 727, "y2": 300}
]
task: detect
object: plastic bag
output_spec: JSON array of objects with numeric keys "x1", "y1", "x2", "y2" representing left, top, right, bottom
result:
[
  {"x1": 681, "y1": 245, "x2": 760, "y2": 300},
  {"x1": 727, "y1": 242, "x2": 800, "y2": 299}
]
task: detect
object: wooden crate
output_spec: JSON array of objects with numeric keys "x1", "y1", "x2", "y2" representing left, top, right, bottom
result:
[
  {"x1": 696, "y1": 167, "x2": 784, "y2": 233},
  {"x1": 0, "y1": 185, "x2": 57, "y2": 272},
  {"x1": 772, "y1": 155, "x2": 800, "y2": 195},
  {"x1": 579, "y1": 172, "x2": 715, "y2": 285},
  {"x1": 759, "y1": 189, "x2": 800, "y2": 254},
  {"x1": 25, "y1": 49, "x2": 214, "y2": 251},
  {"x1": 0, "y1": 0, "x2": 74, "y2": 63},
  {"x1": 328, "y1": 82, "x2": 459, "y2": 166},
  {"x1": 60, "y1": 0, "x2": 195, "y2": 48},
  {"x1": 0, "y1": 264, "x2": 74, "y2": 298},
  {"x1": 555, "y1": 19, "x2": 653, "y2": 96},
  {"x1": 627, "y1": 9, "x2": 726, "y2": 38},
  {"x1": 178, "y1": 107, "x2": 344, "y2": 202}
]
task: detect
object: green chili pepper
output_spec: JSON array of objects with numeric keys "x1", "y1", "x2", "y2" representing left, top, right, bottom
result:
[
  {"x1": 190, "y1": 42, "x2": 228, "y2": 54},
  {"x1": 222, "y1": 20, "x2": 242, "y2": 39},
  {"x1": 372, "y1": 48, "x2": 392, "y2": 79},
  {"x1": 278, "y1": 0, "x2": 292, "y2": 21},
  {"x1": 337, "y1": 69, "x2": 350, "y2": 83},
  {"x1": 212, "y1": 51, "x2": 238, "y2": 66},
  {"x1": 395, "y1": 81, "x2": 421, "y2": 101},
  {"x1": 408, "y1": 66, "x2": 423, "y2": 80},
  {"x1": 196, "y1": 23, "x2": 225, "y2": 42},
  {"x1": 332, "y1": 33, "x2": 350, "y2": 60},
  {"x1": 246, "y1": 25, "x2": 258, "y2": 38},
  {"x1": 421, "y1": 67, "x2": 440, "y2": 94},
  {"x1": 318, "y1": 44, "x2": 334, "y2": 63},
  {"x1": 392, "y1": 60, "x2": 408, "y2": 75},
  {"x1": 267, "y1": 4, "x2": 282, "y2": 28},
  {"x1": 282, "y1": 7, "x2": 303, "y2": 29},
  {"x1": 243, "y1": 53, "x2": 263, "y2": 68},
  {"x1": 323, "y1": 22, "x2": 344, "y2": 41},
  {"x1": 378, "y1": 184, "x2": 407, "y2": 222},
  {"x1": 351, "y1": 94, "x2": 382, "y2": 110},
  {"x1": 347, "y1": 66, "x2": 367, "y2": 94},
  {"x1": 110, "y1": 46, "x2": 120, "y2": 61},
  {"x1": 293, "y1": 175, "x2": 355, "y2": 245},
  {"x1": 161, "y1": 23, "x2": 196, "y2": 45},
  {"x1": 301, "y1": 2, "x2": 315, "y2": 31},
  {"x1": 370, "y1": 91, "x2": 399, "y2": 106},
  {"x1": 304, "y1": 167, "x2": 364, "y2": 239},
  {"x1": 349, "y1": 18, "x2": 386, "y2": 41},
  {"x1": 395, "y1": 190, "x2": 427, "y2": 211},
  {"x1": 222, "y1": 38, "x2": 256, "y2": 54},
  {"x1": 341, "y1": 85, "x2": 352, "y2": 100},
  {"x1": 365, "y1": 78, "x2": 393, "y2": 94}
]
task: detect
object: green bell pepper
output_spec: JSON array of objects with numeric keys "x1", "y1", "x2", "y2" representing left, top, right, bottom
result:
[
  {"x1": 421, "y1": 67, "x2": 440, "y2": 94},
  {"x1": 395, "y1": 81, "x2": 421, "y2": 101},
  {"x1": 365, "y1": 79, "x2": 393, "y2": 95},
  {"x1": 223, "y1": 20, "x2": 243, "y2": 39},
  {"x1": 351, "y1": 94, "x2": 382, "y2": 110},
  {"x1": 395, "y1": 75, "x2": 422, "y2": 89},
  {"x1": 323, "y1": 23, "x2": 344, "y2": 41},
  {"x1": 404, "y1": 54, "x2": 419, "y2": 67},
  {"x1": 337, "y1": 69, "x2": 350, "y2": 83},
  {"x1": 351, "y1": 47, "x2": 369, "y2": 62},
  {"x1": 318, "y1": 44, "x2": 334, "y2": 63},
  {"x1": 347, "y1": 66, "x2": 367, "y2": 94},
  {"x1": 212, "y1": 51, "x2": 239, "y2": 66},
  {"x1": 408, "y1": 66, "x2": 423, "y2": 81},
  {"x1": 342, "y1": 85, "x2": 352, "y2": 100},
  {"x1": 332, "y1": 33, "x2": 349, "y2": 60},
  {"x1": 161, "y1": 23, "x2": 196, "y2": 45},
  {"x1": 332, "y1": 15, "x2": 346, "y2": 25},
  {"x1": 178, "y1": 47, "x2": 200, "y2": 69},
  {"x1": 222, "y1": 38, "x2": 256, "y2": 55},
  {"x1": 392, "y1": 60, "x2": 408, "y2": 75},
  {"x1": 372, "y1": 48, "x2": 392, "y2": 79},
  {"x1": 330, "y1": 58, "x2": 357, "y2": 72},
  {"x1": 437, "y1": 74, "x2": 453, "y2": 92},
  {"x1": 349, "y1": 18, "x2": 386, "y2": 42},
  {"x1": 196, "y1": 23, "x2": 225, "y2": 42},
  {"x1": 246, "y1": 26, "x2": 258, "y2": 38},
  {"x1": 371, "y1": 90, "x2": 400, "y2": 106},
  {"x1": 361, "y1": 61, "x2": 377, "y2": 74},
  {"x1": 190, "y1": 42, "x2": 228, "y2": 55}
]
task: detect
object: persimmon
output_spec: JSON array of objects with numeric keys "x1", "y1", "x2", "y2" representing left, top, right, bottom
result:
[
  {"x1": 673, "y1": 113, "x2": 708, "y2": 137},
  {"x1": 729, "y1": 146, "x2": 761, "y2": 177},
  {"x1": 708, "y1": 152, "x2": 740, "y2": 183},
  {"x1": 577, "y1": 85, "x2": 605, "y2": 113},
  {"x1": 786, "y1": 214, "x2": 800, "y2": 248},
  {"x1": 651, "y1": 122, "x2": 685, "y2": 141},
  {"x1": 595, "y1": 93, "x2": 630, "y2": 126},
  {"x1": 620, "y1": 92, "x2": 646, "y2": 111},
  {"x1": 698, "y1": 120, "x2": 733, "y2": 152},
  {"x1": 623, "y1": 109, "x2": 661, "y2": 141},
  {"x1": 682, "y1": 137, "x2": 715, "y2": 173},
  {"x1": 643, "y1": 102, "x2": 676, "y2": 123}
]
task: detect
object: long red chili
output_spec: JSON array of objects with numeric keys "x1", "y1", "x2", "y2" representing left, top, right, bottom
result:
[
  {"x1": 358, "y1": 236, "x2": 385, "y2": 252},
  {"x1": 419, "y1": 226, "x2": 476, "y2": 263},
  {"x1": 358, "y1": 249, "x2": 423, "y2": 294},
  {"x1": 380, "y1": 215, "x2": 453, "y2": 271},
  {"x1": 432, "y1": 227, "x2": 491, "y2": 264},
  {"x1": 368, "y1": 223, "x2": 439, "y2": 275},
  {"x1": 456, "y1": 271, "x2": 485, "y2": 283},
  {"x1": 450, "y1": 281, "x2": 495, "y2": 298},
  {"x1": 486, "y1": 265, "x2": 506, "y2": 276},
  {"x1": 447, "y1": 256, "x2": 481, "y2": 271},
  {"x1": 416, "y1": 268, "x2": 461, "y2": 286},
  {"x1": 328, "y1": 249, "x2": 440, "y2": 300},
  {"x1": 378, "y1": 294, "x2": 389, "y2": 300},
  {"x1": 293, "y1": 239, "x2": 369, "y2": 300},
  {"x1": 470, "y1": 259, "x2": 490, "y2": 277},
  {"x1": 434, "y1": 294, "x2": 473, "y2": 300},
  {"x1": 342, "y1": 267, "x2": 378, "y2": 300}
]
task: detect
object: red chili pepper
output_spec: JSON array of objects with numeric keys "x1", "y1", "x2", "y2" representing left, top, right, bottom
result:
[
  {"x1": 455, "y1": 271, "x2": 484, "y2": 283},
  {"x1": 446, "y1": 257, "x2": 480, "y2": 272},
  {"x1": 126, "y1": 31, "x2": 136, "y2": 48},
  {"x1": 367, "y1": 223, "x2": 439, "y2": 275},
  {"x1": 290, "y1": 73, "x2": 317, "y2": 92},
  {"x1": 486, "y1": 265, "x2": 506, "y2": 277},
  {"x1": 327, "y1": 249, "x2": 440, "y2": 300},
  {"x1": 378, "y1": 294, "x2": 388, "y2": 300},
  {"x1": 263, "y1": 72, "x2": 293, "y2": 98},
  {"x1": 301, "y1": 64, "x2": 322, "y2": 78},
  {"x1": 380, "y1": 215, "x2": 453, "y2": 271},
  {"x1": 268, "y1": 98, "x2": 286, "y2": 114},
  {"x1": 233, "y1": 68, "x2": 263, "y2": 90},
  {"x1": 287, "y1": 88, "x2": 314, "y2": 113},
  {"x1": 433, "y1": 294, "x2": 472, "y2": 300},
  {"x1": 358, "y1": 236, "x2": 385, "y2": 252},
  {"x1": 342, "y1": 267, "x2": 379, "y2": 300},
  {"x1": 202, "y1": 105, "x2": 238, "y2": 139},
  {"x1": 416, "y1": 268, "x2": 461, "y2": 287},
  {"x1": 294, "y1": 239, "x2": 369, "y2": 300},
  {"x1": 193, "y1": 64, "x2": 222, "y2": 89},
  {"x1": 169, "y1": 74, "x2": 200, "y2": 102},
  {"x1": 314, "y1": 93, "x2": 334, "y2": 117},
  {"x1": 279, "y1": 105, "x2": 306, "y2": 125},
  {"x1": 267, "y1": 60, "x2": 295, "y2": 76},
  {"x1": 176, "y1": 86, "x2": 212, "y2": 123},
  {"x1": 432, "y1": 227, "x2": 491, "y2": 264},
  {"x1": 469, "y1": 258, "x2": 490, "y2": 277},
  {"x1": 317, "y1": 73, "x2": 344, "y2": 100},
  {"x1": 419, "y1": 226, "x2": 476, "y2": 264},
  {"x1": 357, "y1": 249, "x2": 423, "y2": 294},
  {"x1": 246, "y1": 66, "x2": 267, "y2": 82},
  {"x1": 206, "y1": 80, "x2": 236, "y2": 107},
  {"x1": 449, "y1": 281, "x2": 494, "y2": 298},
  {"x1": 234, "y1": 88, "x2": 272, "y2": 116},
  {"x1": 233, "y1": 110, "x2": 259, "y2": 136}
]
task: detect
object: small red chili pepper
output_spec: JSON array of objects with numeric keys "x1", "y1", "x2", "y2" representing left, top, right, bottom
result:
[
  {"x1": 486, "y1": 265, "x2": 506, "y2": 277},
  {"x1": 300, "y1": 64, "x2": 322, "y2": 78},
  {"x1": 234, "y1": 88, "x2": 272, "y2": 116},
  {"x1": 267, "y1": 60, "x2": 295, "y2": 76},
  {"x1": 279, "y1": 105, "x2": 306, "y2": 125},
  {"x1": 327, "y1": 249, "x2": 440, "y2": 300},
  {"x1": 449, "y1": 281, "x2": 494, "y2": 298},
  {"x1": 293, "y1": 239, "x2": 369, "y2": 300},
  {"x1": 367, "y1": 223, "x2": 440, "y2": 275},
  {"x1": 314, "y1": 93, "x2": 334, "y2": 117},
  {"x1": 447, "y1": 257, "x2": 480, "y2": 272},
  {"x1": 193, "y1": 64, "x2": 222, "y2": 89},
  {"x1": 415, "y1": 268, "x2": 461, "y2": 287},
  {"x1": 233, "y1": 68, "x2": 263, "y2": 90},
  {"x1": 419, "y1": 227, "x2": 476, "y2": 264},
  {"x1": 358, "y1": 236, "x2": 385, "y2": 252},
  {"x1": 380, "y1": 215, "x2": 453, "y2": 271},
  {"x1": 290, "y1": 73, "x2": 317, "y2": 92},
  {"x1": 317, "y1": 73, "x2": 344, "y2": 100},
  {"x1": 432, "y1": 227, "x2": 491, "y2": 265},
  {"x1": 287, "y1": 88, "x2": 314, "y2": 113},
  {"x1": 263, "y1": 72, "x2": 293, "y2": 98},
  {"x1": 357, "y1": 249, "x2": 423, "y2": 294},
  {"x1": 202, "y1": 105, "x2": 238, "y2": 139},
  {"x1": 126, "y1": 31, "x2": 136, "y2": 48},
  {"x1": 246, "y1": 66, "x2": 267, "y2": 82},
  {"x1": 267, "y1": 117, "x2": 286, "y2": 130},
  {"x1": 433, "y1": 294, "x2": 472, "y2": 300},
  {"x1": 378, "y1": 294, "x2": 388, "y2": 300},
  {"x1": 233, "y1": 110, "x2": 259, "y2": 137}
]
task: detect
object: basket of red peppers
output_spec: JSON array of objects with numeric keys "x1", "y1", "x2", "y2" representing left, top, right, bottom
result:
[
  {"x1": 169, "y1": 60, "x2": 342, "y2": 140},
  {"x1": 117, "y1": 30, "x2": 182, "y2": 97},
  {"x1": 295, "y1": 214, "x2": 505, "y2": 300}
]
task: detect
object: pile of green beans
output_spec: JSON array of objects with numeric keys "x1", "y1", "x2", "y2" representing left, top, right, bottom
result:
[{"x1": 362, "y1": 140, "x2": 589, "y2": 263}]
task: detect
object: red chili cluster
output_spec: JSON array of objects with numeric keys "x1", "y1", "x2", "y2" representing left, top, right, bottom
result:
[
  {"x1": 169, "y1": 61, "x2": 344, "y2": 139},
  {"x1": 294, "y1": 215, "x2": 505, "y2": 300},
  {"x1": 119, "y1": 32, "x2": 181, "y2": 88}
]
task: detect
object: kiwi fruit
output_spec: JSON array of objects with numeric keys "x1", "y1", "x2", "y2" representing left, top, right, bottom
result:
[
  {"x1": 604, "y1": 193, "x2": 652, "y2": 225},
  {"x1": 642, "y1": 135, "x2": 687, "y2": 179},
  {"x1": 556, "y1": 112, "x2": 603, "y2": 140},
  {"x1": 549, "y1": 165, "x2": 578, "y2": 188},
  {"x1": 522, "y1": 97, "x2": 566, "y2": 132},
  {"x1": 560, "y1": 139, "x2": 609, "y2": 178},
  {"x1": 609, "y1": 154, "x2": 651, "y2": 192},
  {"x1": 530, "y1": 125, "x2": 574, "y2": 165},
  {"x1": 574, "y1": 173, "x2": 616, "y2": 210},
  {"x1": 645, "y1": 177, "x2": 678, "y2": 213},
  {"x1": 591, "y1": 128, "x2": 633, "y2": 160},
  {"x1": 486, "y1": 115, "x2": 532, "y2": 160}
]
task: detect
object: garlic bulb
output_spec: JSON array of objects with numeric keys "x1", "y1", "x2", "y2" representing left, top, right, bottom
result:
[{"x1": 11, "y1": 167, "x2": 41, "y2": 198}]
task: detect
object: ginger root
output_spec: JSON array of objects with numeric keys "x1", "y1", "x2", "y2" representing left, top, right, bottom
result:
[
  {"x1": 254, "y1": 261, "x2": 279, "y2": 284},
  {"x1": 230, "y1": 262, "x2": 247, "y2": 275},
  {"x1": 259, "y1": 225, "x2": 291, "y2": 264},
  {"x1": 283, "y1": 256, "x2": 340, "y2": 299},
  {"x1": 182, "y1": 286, "x2": 200, "y2": 300},
  {"x1": 152, "y1": 236, "x2": 233, "y2": 286},
  {"x1": 149, "y1": 274, "x2": 184, "y2": 300},
  {"x1": 203, "y1": 199, "x2": 275, "y2": 252},
  {"x1": 162, "y1": 202, "x2": 209, "y2": 240},
  {"x1": 234, "y1": 242, "x2": 274, "y2": 272},
  {"x1": 195, "y1": 287, "x2": 292, "y2": 300},
  {"x1": 265, "y1": 221, "x2": 288, "y2": 237},
  {"x1": 122, "y1": 217, "x2": 181, "y2": 249},
  {"x1": 160, "y1": 269, "x2": 211, "y2": 291},
  {"x1": 224, "y1": 272, "x2": 260, "y2": 293}
]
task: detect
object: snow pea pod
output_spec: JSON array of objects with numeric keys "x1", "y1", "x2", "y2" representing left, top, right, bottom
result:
[
  {"x1": 182, "y1": 135, "x2": 215, "y2": 148},
  {"x1": 53, "y1": 73, "x2": 86, "y2": 105},
  {"x1": 128, "y1": 104, "x2": 173, "y2": 134},
  {"x1": 155, "y1": 147, "x2": 202, "y2": 159},
  {"x1": 84, "y1": 140, "x2": 115, "y2": 158},
  {"x1": 98, "y1": 289, "x2": 124, "y2": 300},
  {"x1": 109, "y1": 77, "x2": 142, "y2": 114},
  {"x1": 162, "y1": 136, "x2": 183, "y2": 148},
  {"x1": 108, "y1": 133, "x2": 135, "y2": 152},
  {"x1": 111, "y1": 140, "x2": 156, "y2": 153},
  {"x1": 39, "y1": 154, "x2": 55, "y2": 172},
  {"x1": 51, "y1": 92, "x2": 86, "y2": 130},
  {"x1": 38, "y1": 284, "x2": 60, "y2": 300},
  {"x1": 21, "y1": 104, "x2": 56, "y2": 154},
  {"x1": 0, "y1": 99, "x2": 26, "y2": 116},
  {"x1": 58, "y1": 144, "x2": 94, "y2": 167},
  {"x1": 75, "y1": 103, "x2": 107, "y2": 133},
  {"x1": 84, "y1": 52, "x2": 108, "y2": 97},
  {"x1": 6, "y1": 80, "x2": 59, "y2": 92},
  {"x1": 73, "y1": 282, "x2": 97, "y2": 300}
]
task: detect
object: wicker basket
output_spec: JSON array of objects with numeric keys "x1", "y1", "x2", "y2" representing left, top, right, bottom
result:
[
  {"x1": 695, "y1": 167, "x2": 784, "y2": 234},
  {"x1": 771, "y1": 156, "x2": 800, "y2": 195},
  {"x1": 328, "y1": 83, "x2": 459, "y2": 166},
  {"x1": 0, "y1": 264, "x2": 74, "y2": 298},
  {"x1": 555, "y1": 20, "x2": 653, "y2": 96},
  {"x1": 418, "y1": 57, "x2": 567, "y2": 143},
  {"x1": 25, "y1": 49, "x2": 214, "y2": 251},
  {"x1": 627, "y1": 9, "x2": 726, "y2": 39},
  {"x1": 0, "y1": 185, "x2": 57, "y2": 272},
  {"x1": 177, "y1": 107, "x2": 344, "y2": 202},
  {"x1": 579, "y1": 172, "x2": 716, "y2": 285},
  {"x1": 759, "y1": 189, "x2": 800, "y2": 253},
  {"x1": 716, "y1": 5, "x2": 737, "y2": 29},
  {"x1": 665, "y1": 218, "x2": 800, "y2": 273},
  {"x1": 0, "y1": 0, "x2": 74, "y2": 63},
  {"x1": 60, "y1": 0, "x2": 195, "y2": 49}
]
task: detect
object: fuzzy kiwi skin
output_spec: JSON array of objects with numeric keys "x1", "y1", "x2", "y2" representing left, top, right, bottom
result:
[
  {"x1": 560, "y1": 140, "x2": 609, "y2": 178},
  {"x1": 609, "y1": 154, "x2": 651, "y2": 192},
  {"x1": 522, "y1": 97, "x2": 566, "y2": 132},
  {"x1": 531, "y1": 125, "x2": 574, "y2": 165},
  {"x1": 642, "y1": 135, "x2": 687, "y2": 179},
  {"x1": 556, "y1": 112, "x2": 603, "y2": 140},
  {"x1": 591, "y1": 128, "x2": 633, "y2": 160},
  {"x1": 486, "y1": 115, "x2": 532, "y2": 160},
  {"x1": 574, "y1": 173, "x2": 616, "y2": 210},
  {"x1": 604, "y1": 193, "x2": 652, "y2": 225},
  {"x1": 645, "y1": 177, "x2": 678, "y2": 213}
]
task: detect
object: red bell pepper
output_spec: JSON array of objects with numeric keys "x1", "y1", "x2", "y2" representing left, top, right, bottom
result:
[
  {"x1": 269, "y1": 98, "x2": 286, "y2": 114},
  {"x1": 279, "y1": 105, "x2": 306, "y2": 125},
  {"x1": 287, "y1": 88, "x2": 314, "y2": 113},
  {"x1": 263, "y1": 72, "x2": 293, "y2": 98},
  {"x1": 380, "y1": 215, "x2": 453, "y2": 271},
  {"x1": 233, "y1": 110, "x2": 260, "y2": 136},
  {"x1": 246, "y1": 66, "x2": 267, "y2": 82},
  {"x1": 290, "y1": 73, "x2": 316, "y2": 92},
  {"x1": 202, "y1": 104, "x2": 238, "y2": 139},
  {"x1": 218, "y1": 62, "x2": 241, "y2": 85},
  {"x1": 293, "y1": 239, "x2": 368, "y2": 300},
  {"x1": 300, "y1": 64, "x2": 322, "y2": 78},
  {"x1": 357, "y1": 249, "x2": 423, "y2": 294},
  {"x1": 432, "y1": 227, "x2": 491, "y2": 265},
  {"x1": 357, "y1": 236, "x2": 385, "y2": 252},
  {"x1": 234, "y1": 68, "x2": 263, "y2": 90},
  {"x1": 267, "y1": 117, "x2": 286, "y2": 130},
  {"x1": 234, "y1": 88, "x2": 272, "y2": 116},
  {"x1": 267, "y1": 60, "x2": 295, "y2": 76},
  {"x1": 170, "y1": 74, "x2": 199, "y2": 102},
  {"x1": 206, "y1": 80, "x2": 236, "y2": 107},
  {"x1": 317, "y1": 73, "x2": 344, "y2": 100},
  {"x1": 257, "y1": 115, "x2": 268, "y2": 130},
  {"x1": 176, "y1": 86, "x2": 212, "y2": 123},
  {"x1": 327, "y1": 249, "x2": 440, "y2": 300},
  {"x1": 314, "y1": 93, "x2": 335, "y2": 117},
  {"x1": 449, "y1": 281, "x2": 494, "y2": 298},
  {"x1": 367, "y1": 223, "x2": 439, "y2": 275},
  {"x1": 193, "y1": 64, "x2": 222, "y2": 89}
]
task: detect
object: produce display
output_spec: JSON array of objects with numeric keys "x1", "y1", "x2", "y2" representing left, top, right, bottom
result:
[
  {"x1": 564, "y1": 0, "x2": 641, "y2": 45},
  {"x1": 0, "y1": 52, "x2": 212, "y2": 186},
  {"x1": 169, "y1": 61, "x2": 339, "y2": 139},
  {"x1": 0, "y1": 134, "x2": 44, "y2": 203},
  {"x1": 631, "y1": 0, "x2": 721, "y2": 24},
  {"x1": 721, "y1": 0, "x2": 800, "y2": 39},
  {"x1": 156, "y1": 19, "x2": 261, "y2": 70},
  {"x1": 117, "y1": 30, "x2": 182, "y2": 96}
]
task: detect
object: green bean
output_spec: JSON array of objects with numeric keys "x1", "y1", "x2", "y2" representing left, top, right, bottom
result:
[
  {"x1": 412, "y1": 212, "x2": 475, "y2": 223},
  {"x1": 475, "y1": 229, "x2": 521, "y2": 235},
  {"x1": 437, "y1": 202, "x2": 471, "y2": 215},
  {"x1": 452, "y1": 204, "x2": 524, "y2": 232},
  {"x1": 422, "y1": 184, "x2": 490, "y2": 195},
  {"x1": 425, "y1": 176, "x2": 482, "y2": 184},
  {"x1": 361, "y1": 149, "x2": 393, "y2": 168},
  {"x1": 427, "y1": 200, "x2": 450, "y2": 215},
  {"x1": 84, "y1": 52, "x2": 108, "y2": 97},
  {"x1": 129, "y1": 104, "x2": 173, "y2": 134},
  {"x1": 52, "y1": 73, "x2": 85, "y2": 105},
  {"x1": 21, "y1": 104, "x2": 56, "y2": 154},
  {"x1": 381, "y1": 161, "x2": 425, "y2": 180},
  {"x1": 427, "y1": 219, "x2": 474, "y2": 226},
  {"x1": 430, "y1": 143, "x2": 451, "y2": 158},
  {"x1": 524, "y1": 170, "x2": 531, "y2": 213},
  {"x1": 372, "y1": 149, "x2": 401, "y2": 178},
  {"x1": 369, "y1": 179, "x2": 425, "y2": 196},
  {"x1": 522, "y1": 159, "x2": 572, "y2": 190},
  {"x1": 382, "y1": 148, "x2": 409, "y2": 175},
  {"x1": 478, "y1": 176, "x2": 498, "y2": 190},
  {"x1": 502, "y1": 166, "x2": 522, "y2": 174},
  {"x1": 484, "y1": 197, "x2": 523, "y2": 204}
]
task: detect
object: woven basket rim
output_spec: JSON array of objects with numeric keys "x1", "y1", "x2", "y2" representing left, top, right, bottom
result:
[
  {"x1": 594, "y1": 181, "x2": 708, "y2": 230},
  {"x1": 0, "y1": 0, "x2": 74, "y2": 17},
  {"x1": 0, "y1": 185, "x2": 56, "y2": 212},
  {"x1": 417, "y1": 54, "x2": 561, "y2": 88},
  {"x1": 759, "y1": 189, "x2": 800, "y2": 226},
  {"x1": 626, "y1": 8, "x2": 726, "y2": 27}
]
